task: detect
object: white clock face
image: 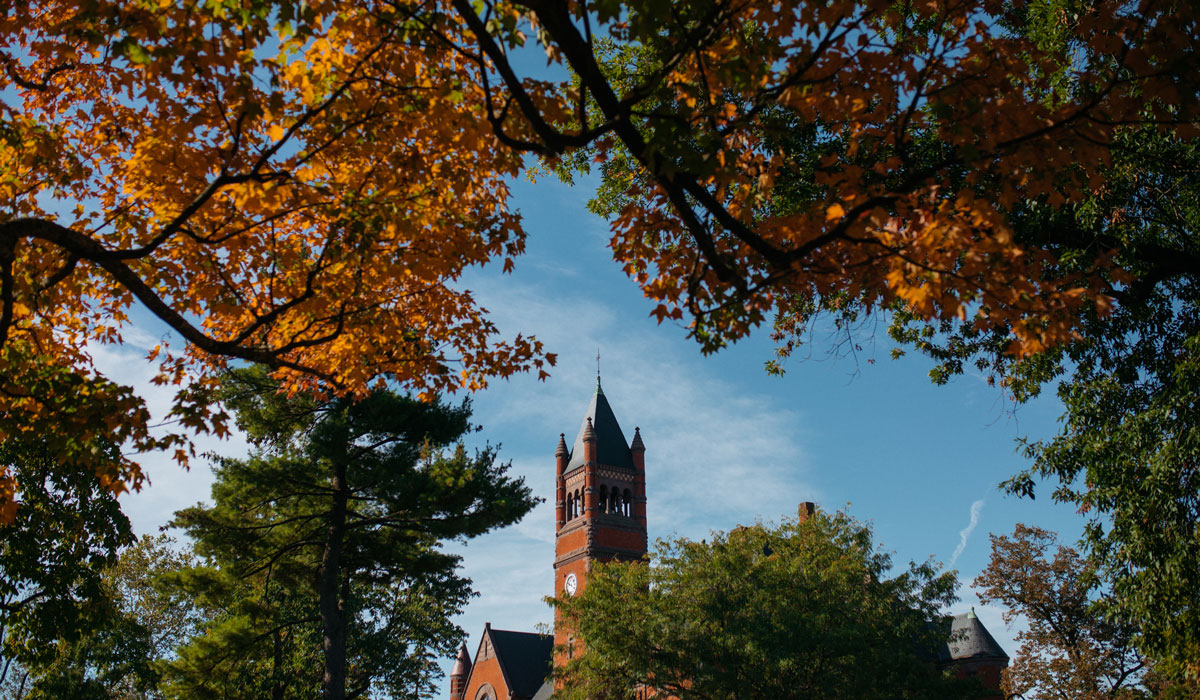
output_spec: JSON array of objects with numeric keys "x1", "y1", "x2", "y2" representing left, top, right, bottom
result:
[{"x1": 564, "y1": 573, "x2": 578, "y2": 596}]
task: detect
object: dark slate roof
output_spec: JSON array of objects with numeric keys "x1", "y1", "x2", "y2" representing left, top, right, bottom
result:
[
  {"x1": 566, "y1": 378, "x2": 634, "y2": 471},
  {"x1": 490, "y1": 628, "x2": 554, "y2": 699},
  {"x1": 531, "y1": 679, "x2": 554, "y2": 700},
  {"x1": 938, "y1": 610, "x2": 1009, "y2": 662}
]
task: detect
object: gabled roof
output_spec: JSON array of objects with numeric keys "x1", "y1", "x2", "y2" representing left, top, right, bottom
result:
[
  {"x1": 939, "y1": 610, "x2": 1009, "y2": 662},
  {"x1": 566, "y1": 378, "x2": 634, "y2": 471},
  {"x1": 489, "y1": 628, "x2": 554, "y2": 699}
]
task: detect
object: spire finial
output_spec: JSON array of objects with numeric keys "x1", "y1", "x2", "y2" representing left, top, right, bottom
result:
[{"x1": 594, "y1": 349, "x2": 605, "y2": 395}]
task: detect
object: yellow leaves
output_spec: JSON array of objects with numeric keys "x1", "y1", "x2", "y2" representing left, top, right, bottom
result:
[{"x1": 825, "y1": 204, "x2": 845, "y2": 221}]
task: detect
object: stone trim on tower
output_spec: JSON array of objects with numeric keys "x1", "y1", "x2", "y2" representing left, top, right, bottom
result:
[{"x1": 554, "y1": 376, "x2": 648, "y2": 679}]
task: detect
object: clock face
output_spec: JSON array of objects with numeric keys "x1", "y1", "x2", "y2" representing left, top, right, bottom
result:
[{"x1": 564, "y1": 573, "x2": 578, "y2": 596}]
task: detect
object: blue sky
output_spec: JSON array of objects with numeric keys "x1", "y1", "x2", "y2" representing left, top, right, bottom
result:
[{"x1": 103, "y1": 167, "x2": 1091, "y2": 687}]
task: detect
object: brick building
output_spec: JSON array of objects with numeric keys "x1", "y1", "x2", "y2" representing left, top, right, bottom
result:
[{"x1": 448, "y1": 378, "x2": 1008, "y2": 700}]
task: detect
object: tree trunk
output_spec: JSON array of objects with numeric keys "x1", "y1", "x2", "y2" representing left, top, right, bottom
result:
[
  {"x1": 272, "y1": 628, "x2": 285, "y2": 700},
  {"x1": 320, "y1": 461, "x2": 349, "y2": 700}
]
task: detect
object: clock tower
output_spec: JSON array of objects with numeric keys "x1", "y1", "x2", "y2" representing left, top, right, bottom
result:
[{"x1": 553, "y1": 376, "x2": 647, "y2": 661}]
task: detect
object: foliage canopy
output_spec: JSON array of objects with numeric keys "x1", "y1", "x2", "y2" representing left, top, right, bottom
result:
[
  {"x1": 4, "y1": 0, "x2": 1194, "y2": 516},
  {"x1": 0, "y1": 437, "x2": 154, "y2": 699},
  {"x1": 165, "y1": 367, "x2": 537, "y2": 700},
  {"x1": 4, "y1": 0, "x2": 1197, "y2": 673},
  {"x1": 0, "y1": 0, "x2": 558, "y2": 516},
  {"x1": 551, "y1": 512, "x2": 973, "y2": 700}
]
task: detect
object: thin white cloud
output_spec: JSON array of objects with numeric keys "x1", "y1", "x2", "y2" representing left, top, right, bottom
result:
[
  {"x1": 442, "y1": 271, "x2": 821, "y2": 655},
  {"x1": 86, "y1": 338, "x2": 246, "y2": 536},
  {"x1": 949, "y1": 499, "x2": 985, "y2": 567},
  {"x1": 463, "y1": 273, "x2": 820, "y2": 537}
]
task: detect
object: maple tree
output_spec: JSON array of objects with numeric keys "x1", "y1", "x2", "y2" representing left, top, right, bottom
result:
[
  {"x1": 4, "y1": 0, "x2": 1193, "y2": 516},
  {"x1": 895, "y1": 128, "x2": 1200, "y2": 677},
  {"x1": 0, "y1": 0, "x2": 558, "y2": 519},
  {"x1": 880, "y1": 20, "x2": 1200, "y2": 676},
  {"x1": 451, "y1": 0, "x2": 1197, "y2": 355}
]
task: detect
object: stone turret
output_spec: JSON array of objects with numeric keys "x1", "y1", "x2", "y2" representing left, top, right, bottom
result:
[{"x1": 449, "y1": 643, "x2": 471, "y2": 700}]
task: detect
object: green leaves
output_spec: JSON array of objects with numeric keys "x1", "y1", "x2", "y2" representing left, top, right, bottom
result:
[
  {"x1": 552, "y1": 511, "x2": 971, "y2": 700},
  {"x1": 162, "y1": 367, "x2": 537, "y2": 699},
  {"x1": 880, "y1": 124, "x2": 1200, "y2": 673},
  {"x1": 0, "y1": 437, "x2": 155, "y2": 698}
]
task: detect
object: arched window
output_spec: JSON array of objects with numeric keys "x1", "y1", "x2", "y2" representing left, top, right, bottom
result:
[
  {"x1": 609, "y1": 488, "x2": 619, "y2": 514},
  {"x1": 567, "y1": 491, "x2": 575, "y2": 520},
  {"x1": 574, "y1": 490, "x2": 582, "y2": 518},
  {"x1": 599, "y1": 484, "x2": 608, "y2": 513},
  {"x1": 623, "y1": 489, "x2": 632, "y2": 516}
]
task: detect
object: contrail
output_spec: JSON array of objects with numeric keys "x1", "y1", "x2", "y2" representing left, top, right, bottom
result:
[{"x1": 949, "y1": 499, "x2": 985, "y2": 567}]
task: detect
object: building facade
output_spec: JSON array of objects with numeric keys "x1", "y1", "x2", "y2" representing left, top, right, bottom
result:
[{"x1": 448, "y1": 378, "x2": 1007, "y2": 700}]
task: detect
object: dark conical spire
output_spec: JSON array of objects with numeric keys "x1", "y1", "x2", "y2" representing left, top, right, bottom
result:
[
  {"x1": 567, "y1": 382, "x2": 633, "y2": 470},
  {"x1": 631, "y1": 426, "x2": 645, "y2": 452},
  {"x1": 943, "y1": 611, "x2": 1009, "y2": 661},
  {"x1": 556, "y1": 433, "x2": 569, "y2": 457},
  {"x1": 582, "y1": 416, "x2": 596, "y2": 443}
]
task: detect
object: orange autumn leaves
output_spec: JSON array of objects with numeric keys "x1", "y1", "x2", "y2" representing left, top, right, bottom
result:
[
  {"x1": 579, "y1": 0, "x2": 1195, "y2": 355},
  {"x1": 0, "y1": 0, "x2": 558, "y2": 518},
  {"x1": 1, "y1": 0, "x2": 1195, "y2": 520}
]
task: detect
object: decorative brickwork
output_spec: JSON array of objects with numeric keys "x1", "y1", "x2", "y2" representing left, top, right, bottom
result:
[{"x1": 553, "y1": 378, "x2": 647, "y2": 672}]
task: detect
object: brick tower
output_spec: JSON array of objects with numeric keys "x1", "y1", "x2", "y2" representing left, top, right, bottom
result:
[{"x1": 553, "y1": 376, "x2": 647, "y2": 661}]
